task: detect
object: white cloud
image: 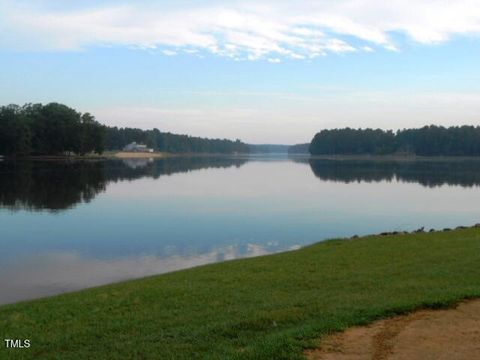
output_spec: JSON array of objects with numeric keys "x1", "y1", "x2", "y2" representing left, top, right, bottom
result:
[
  {"x1": 162, "y1": 49, "x2": 177, "y2": 56},
  {"x1": 1, "y1": 0, "x2": 480, "y2": 60},
  {"x1": 267, "y1": 58, "x2": 281, "y2": 63}
]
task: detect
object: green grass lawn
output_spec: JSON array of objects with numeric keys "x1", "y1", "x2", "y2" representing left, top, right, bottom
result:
[{"x1": 1, "y1": 228, "x2": 480, "y2": 359}]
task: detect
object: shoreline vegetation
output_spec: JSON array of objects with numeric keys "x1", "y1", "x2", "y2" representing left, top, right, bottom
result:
[
  {"x1": 2, "y1": 225, "x2": 480, "y2": 359},
  {"x1": 309, "y1": 126, "x2": 480, "y2": 156},
  {"x1": 303, "y1": 154, "x2": 480, "y2": 162},
  {"x1": 12, "y1": 153, "x2": 480, "y2": 162},
  {"x1": 0, "y1": 103, "x2": 250, "y2": 157},
  {"x1": 0, "y1": 151, "x2": 251, "y2": 160},
  {"x1": 4, "y1": 102, "x2": 480, "y2": 160}
]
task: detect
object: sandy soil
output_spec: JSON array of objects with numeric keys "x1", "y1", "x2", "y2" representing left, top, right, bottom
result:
[
  {"x1": 306, "y1": 299, "x2": 480, "y2": 360},
  {"x1": 114, "y1": 151, "x2": 168, "y2": 158}
]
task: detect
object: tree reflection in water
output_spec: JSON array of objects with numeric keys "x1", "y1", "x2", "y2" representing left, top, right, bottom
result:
[
  {"x1": 2, "y1": 156, "x2": 480, "y2": 212},
  {"x1": 307, "y1": 159, "x2": 480, "y2": 188},
  {"x1": 0, "y1": 157, "x2": 247, "y2": 212}
]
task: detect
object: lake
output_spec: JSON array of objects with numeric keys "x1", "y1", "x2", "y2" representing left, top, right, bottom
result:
[{"x1": 1, "y1": 156, "x2": 480, "y2": 305}]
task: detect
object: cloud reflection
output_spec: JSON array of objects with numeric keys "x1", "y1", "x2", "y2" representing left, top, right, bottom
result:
[{"x1": 0, "y1": 242, "x2": 290, "y2": 305}]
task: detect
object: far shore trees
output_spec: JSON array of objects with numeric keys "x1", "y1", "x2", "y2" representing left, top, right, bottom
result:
[
  {"x1": 0, "y1": 103, "x2": 250, "y2": 156},
  {"x1": 309, "y1": 126, "x2": 480, "y2": 156},
  {"x1": 105, "y1": 127, "x2": 249, "y2": 154},
  {"x1": 0, "y1": 103, "x2": 105, "y2": 156}
]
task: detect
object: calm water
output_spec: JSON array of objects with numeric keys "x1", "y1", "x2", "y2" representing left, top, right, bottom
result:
[{"x1": 2, "y1": 156, "x2": 480, "y2": 305}]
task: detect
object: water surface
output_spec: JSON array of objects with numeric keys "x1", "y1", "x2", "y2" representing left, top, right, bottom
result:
[{"x1": 1, "y1": 156, "x2": 480, "y2": 304}]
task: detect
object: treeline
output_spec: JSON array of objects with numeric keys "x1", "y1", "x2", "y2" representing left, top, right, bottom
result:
[
  {"x1": 0, "y1": 103, "x2": 105, "y2": 156},
  {"x1": 248, "y1": 144, "x2": 290, "y2": 153},
  {"x1": 288, "y1": 143, "x2": 309, "y2": 154},
  {"x1": 0, "y1": 103, "x2": 250, "y2": 156},
  {"x1": 310, "y1": 126, "x2": 480, "y2": 156},
  {"x1": 106, "y1": 127, "x2": 249, "y2": 154}
]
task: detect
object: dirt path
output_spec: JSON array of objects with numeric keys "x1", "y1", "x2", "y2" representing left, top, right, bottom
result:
[{"x1": 306, "y1": 299, "x2": 480, "y2": 360}]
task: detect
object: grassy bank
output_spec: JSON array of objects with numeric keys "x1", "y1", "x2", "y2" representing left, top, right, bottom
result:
[{"x1": 1, "y1": 228, "x2": 480, "y2": 359}]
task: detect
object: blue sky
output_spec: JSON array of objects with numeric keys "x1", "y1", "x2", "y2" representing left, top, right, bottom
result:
[{"x1": 1, "y1": 0, "x2": 480, "y2": 143}]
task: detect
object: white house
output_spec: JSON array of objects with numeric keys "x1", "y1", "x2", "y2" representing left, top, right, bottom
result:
[{"x1": 123, "y1": 142, "x2": 154, "y2": 153}]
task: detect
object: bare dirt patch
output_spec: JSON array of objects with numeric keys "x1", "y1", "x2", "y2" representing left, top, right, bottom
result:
[{"x1": 306, "y1": 299, "x2": 480, "y2": 360}]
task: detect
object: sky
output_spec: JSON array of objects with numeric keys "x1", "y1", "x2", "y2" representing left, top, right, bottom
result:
[{"x1": 1, "y1": 0, "x2": 480, "y2": 144}]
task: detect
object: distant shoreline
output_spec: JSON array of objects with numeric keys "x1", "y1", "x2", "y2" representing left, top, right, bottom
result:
[
  {"x1": 297, "y1": 154, "x2": 480, "y2": 162},
  {"x1": 113, "y1": 151, "x2": 169, "y2": 159},
  {"x1": 0, "y1": 152, "x2": 249, "y2": 160},
  {"x1": 5, "y1": 153, "x2": 480, "y2": 161}
]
